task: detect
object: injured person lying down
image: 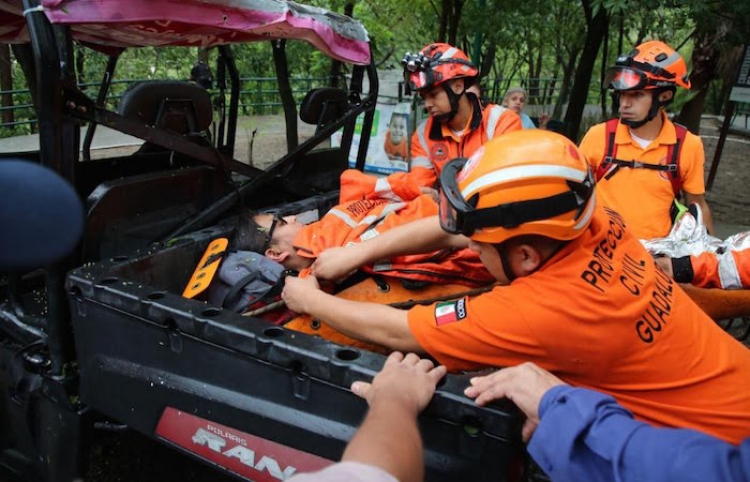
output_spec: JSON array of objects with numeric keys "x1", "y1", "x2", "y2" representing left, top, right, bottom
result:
[
  {"x1": 206, "y1": 170, "x2": 496, "y2": 352},
  {"x1": 233, "y1": 169, "x2": 493, "y2": 287}
]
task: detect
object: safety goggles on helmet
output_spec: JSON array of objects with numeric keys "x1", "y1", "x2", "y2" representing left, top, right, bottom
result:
[
  {"x1": 618, "y1": 54, "x2": 676, "y2": 78},
  {"x1": 604, "y1": 66, "x2": 678, "y2": 91},
  {"x1": 438, "y1": 158, "x2": 594, "y2": 237}
]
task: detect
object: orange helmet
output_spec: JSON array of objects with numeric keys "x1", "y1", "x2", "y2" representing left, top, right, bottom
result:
[
  {"x1": 402, "y1": 43, "x2": 478, "y2": 92},
  {"x1": 604, "y1": 40, "x2": 691, "y2": 91},
  {"x1": 438, "y1": 130, "x2": 596, "y2": 245}
]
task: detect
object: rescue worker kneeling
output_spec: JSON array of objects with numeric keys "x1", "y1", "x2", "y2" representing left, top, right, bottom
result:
[{"x1": 284, "y1": 129, "x2": 750, "y2": 446}]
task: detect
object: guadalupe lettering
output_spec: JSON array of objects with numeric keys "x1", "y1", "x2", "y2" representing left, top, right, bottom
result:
[
  {"x1": 636, "y1": 320, "x2": 654, "y2": 343},
  {"x1": 634, "y1": 272, "x2": 674, "y2": 343}
]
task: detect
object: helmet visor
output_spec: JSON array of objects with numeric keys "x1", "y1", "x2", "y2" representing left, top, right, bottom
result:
[
  {"x1": 604, "y1": 67, "x2": 648, "y2": 91},
  {"x1": 438, "y1": 158, "x2": 474, "y2": 235}
]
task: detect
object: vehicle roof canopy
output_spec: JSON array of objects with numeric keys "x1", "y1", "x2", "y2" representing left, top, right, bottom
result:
[{"x1": 0, "y1": 0, "x2": 371, "y2": 64}]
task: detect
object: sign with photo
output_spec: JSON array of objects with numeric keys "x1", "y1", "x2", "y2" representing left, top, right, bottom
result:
[{"x1": 332, "y1": 101, "x2": 413, "y2": 175}]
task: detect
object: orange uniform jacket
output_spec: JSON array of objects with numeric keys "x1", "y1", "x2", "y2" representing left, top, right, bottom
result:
[
  {"x1": 407, "y1": 102, "x2": 522, "y2": 188},
  {"x1": 294, "y1": 171, "x2": 494, "y2": 287},
  {"x1": 407, "y1": 206, "x2": 750, "y2": 444},
  {"x1": 579, "y1": 112, "x2": 706, "y2": 239},
  {"x1": 691, "y1": 248, "x2": 750, "y2": 289}
]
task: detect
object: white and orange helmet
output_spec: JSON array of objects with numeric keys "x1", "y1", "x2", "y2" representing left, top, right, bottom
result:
[
  {"x1": 439, "y1": 130, "x2": 596, "y2": 244},
  {"x1": 402, "y1": 43, "x2": 478, "y2": 92}
]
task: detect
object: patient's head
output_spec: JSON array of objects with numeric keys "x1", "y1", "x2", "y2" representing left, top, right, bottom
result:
[{"x1": 233, "y1": 210, "x2": 312, "y2": 271}]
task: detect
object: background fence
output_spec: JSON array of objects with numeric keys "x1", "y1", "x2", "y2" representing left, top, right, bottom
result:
[
  {"x1": 0, "y1": 76, "x2": 334, "y2": 138},
  {"x1": 0, "y1": 75, "x2": 569, "y2": 138}
]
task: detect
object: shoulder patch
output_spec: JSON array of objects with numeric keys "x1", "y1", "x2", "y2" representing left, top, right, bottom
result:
[
  {"x1": 430, "y1": 142, "x2": 450, "y2": 162},
  {"x1": 434, "y1": 298, "x2": 467, "y2": 326}
]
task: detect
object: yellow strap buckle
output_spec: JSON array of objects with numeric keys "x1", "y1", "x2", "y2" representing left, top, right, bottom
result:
[{"x1": 182, "y1": 238, "x2": 228, "y2": 299}]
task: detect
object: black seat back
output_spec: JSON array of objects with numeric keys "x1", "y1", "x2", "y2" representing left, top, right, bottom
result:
[
  {"x1": 118, "y1": 81, "x2": 212, "y2": 135},
  {"x1": 299, "y1": 88, "x2": 348, "y2": 129}
]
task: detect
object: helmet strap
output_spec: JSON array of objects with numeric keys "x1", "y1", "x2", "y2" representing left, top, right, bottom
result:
[
  {"x1": 434, "y1": 81, "x2": 464, "y2": 124},
  {"x1": 619, "y1": 90, "x2": 662, "y2": 128},
  {"x1": 495, "y1": 243, "x2": 518, "y2": 283}
]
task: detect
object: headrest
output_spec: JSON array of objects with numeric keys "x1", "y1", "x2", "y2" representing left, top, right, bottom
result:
[
  {"x1": 118, "y1": 81, "x2": 212, "y2": 133},
  {"x1": 300, "y1": 88, "x2": 348, "y2": 125}
]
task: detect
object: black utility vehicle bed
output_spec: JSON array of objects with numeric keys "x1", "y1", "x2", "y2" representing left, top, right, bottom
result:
[{"x1": 0, "y1": 1, "x2": 528, "y2": 480}]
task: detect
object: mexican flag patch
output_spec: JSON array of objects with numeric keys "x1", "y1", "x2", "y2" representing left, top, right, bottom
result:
[{"x1": 434, "y1": 299, "x2": 467, "y2": 326}]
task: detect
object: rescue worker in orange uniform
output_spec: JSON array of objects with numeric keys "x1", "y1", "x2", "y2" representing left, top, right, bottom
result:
[
  {"x1": 283, "y1": 130, "x2": 750, "y2": 445},
  {"x1": 400, "y1": 43, "x2": 521, "y2": 198},
  {"x1": 657, "y1": 248, "x2": 750, "y2": 290},
  {"x1": 579, "y1": 40, "x2": 714, "y2": 239},
  {"x1": 233, "y1": 170, "x2": 493, "y2": 287}
]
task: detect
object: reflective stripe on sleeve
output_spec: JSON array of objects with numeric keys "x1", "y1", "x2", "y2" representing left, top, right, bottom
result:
[
  {"x1": 416, "y1": 120, "x2": 430, "y2": 154},
  {"x1": 718, "y1": 251, "x2": 743, "y2": 289},
  {"x1": 485, "y1": 105, "x2": 506, "y2": 141},
  {"x1": 374, "y1": 177, "x2": 402, "y2": 202},
  {"x1": 327, "y1": 207, "x2": 360, "y2": 228},
  {"x1": 411, "y1": 155, "x2": 432, "y2": 169}
]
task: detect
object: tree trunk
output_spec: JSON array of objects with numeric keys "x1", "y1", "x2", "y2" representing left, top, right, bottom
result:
[
  {"x1": 438, "y1": 0, "x2": 449, "y2": 43},
  {"x1": 447, "y1": 0, "x2": 464, "y2": 46},
  {"x1": 553, "y1": 45, "x2": 580, "y2": 120},
  {"x1": 530, "y1": 41, "x2": 543, "y2": 103},
  {"x1": 0, "y1": 43, "x2": 14, "y2": 125},
  {"x1": 674, "y1": 34, "x2": 719, "y2": 135},
  {"x1": 479, "y1": 41, "x2": 496, "y2": 81},
  {"x1": 272, "y1": 39, "x2": 298, "y2": 152},
  {"x1": 563, "y1": 0, "x2": 607, "y2": 141},
  {"x1": 75, "y1": 45, "x2": 86, "y2": 88},
  {"x1": 599, "y1": 14, "x2": 609, "y2": 118},
  {"x1": 198, "y1": 47, "x2": 210, "y2": 64},
  {"x1": 10, "y1": 44, "x2": 35, "y2": 108}
]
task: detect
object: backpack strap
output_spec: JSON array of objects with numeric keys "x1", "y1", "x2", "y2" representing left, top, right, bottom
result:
[
  {"x1": 595, "y1": 119, "x2": 686, "y2": 197},
  {"x1": 594, "y1": 118, "x2": 621, "y2": 182},
  {"x1": 220, "y1": 265, "x2": 286, "y2": 310},
  {"x1": 666, "y1": 123, "x2": 688, "y2": 196}
]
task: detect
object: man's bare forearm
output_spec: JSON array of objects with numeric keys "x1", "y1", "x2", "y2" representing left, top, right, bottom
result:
[
  {"x1": 360, "y1": 215, "x2": 466, "y2": 263},
  {"x1": 343, "y1": 400, "x2": 423, "y2": 482},
  {"x1": 303, "y1": 292, "x2": 422, "y2": 352}
]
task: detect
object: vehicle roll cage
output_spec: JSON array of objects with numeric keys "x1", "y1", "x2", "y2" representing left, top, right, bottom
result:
[{"x1": 20, "y1": 0, "x2": 378, "y2": 376}]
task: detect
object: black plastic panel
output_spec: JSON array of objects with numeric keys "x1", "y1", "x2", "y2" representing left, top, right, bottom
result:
[{"x1": 66, "y1": 227, "x2": 525, "y2": 481}]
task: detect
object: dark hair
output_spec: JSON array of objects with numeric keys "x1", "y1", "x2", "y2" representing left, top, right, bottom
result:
[
  {"x1": 495, "y1": 234, "x2": 564, "y2": 252},
  {"x1": 231, "y1": 209, "x2": 268, "y2": 253}
]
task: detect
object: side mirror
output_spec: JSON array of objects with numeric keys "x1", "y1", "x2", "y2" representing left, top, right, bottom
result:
[{"x1": 299, "y1": 88, "x2": 348, "y2": 129}]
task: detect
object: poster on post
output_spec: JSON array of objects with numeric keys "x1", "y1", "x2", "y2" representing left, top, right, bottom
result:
[
  {"x1": 729, "y1": 44, "x2": 750, "y2": 103},
  {"x1": 332, "y1": 100, "x2": 413, "y2": 176}
]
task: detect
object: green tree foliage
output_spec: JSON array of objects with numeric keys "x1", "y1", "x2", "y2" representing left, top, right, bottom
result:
[
  {"x1": 354, "y1": 0, "x2": 433, "y2": 67},
  {"x1": 4, "y1": 0, "x2": 747, "y2": 139}
]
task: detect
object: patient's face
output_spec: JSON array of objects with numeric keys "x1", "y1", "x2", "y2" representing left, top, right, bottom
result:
[
  {"x1": 254, "y1": 213, "x2": 303, "y2": 248},
  {"x1": 253, "y1": 213, "x2": 311, "y2": 270}
]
